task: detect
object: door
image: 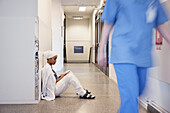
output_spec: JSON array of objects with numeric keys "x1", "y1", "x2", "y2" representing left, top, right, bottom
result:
[{"x1": 95, "y1": 11, "x2": 109, "y2": 76}]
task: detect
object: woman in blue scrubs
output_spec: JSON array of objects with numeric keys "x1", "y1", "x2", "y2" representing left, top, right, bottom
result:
[{"x1": 98, "y1": 0, "x2": 170, "y2": 113}]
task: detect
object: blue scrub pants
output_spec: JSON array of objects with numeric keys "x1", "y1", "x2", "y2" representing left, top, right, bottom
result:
[{"x1": 114, "y1": 63, "x2": 147, "y2": 113}]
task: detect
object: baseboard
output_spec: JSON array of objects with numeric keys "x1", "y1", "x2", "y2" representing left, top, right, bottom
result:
[
  {"x1": 139, "y1": 99, "x2": 148, "y2": 110},
  {"x1": 109, "y1": 76, "x2": 117, "y2": 84},
  {"x1": 0, "y1": 100, "x2": 39, "y2": 104},
  {"x1": 147, "y1": 104, "x2": 161, "y2": 113},
  {"x1": 138, "y1": 98, "x2": 169, "y2": 113},
  {"x1": 147, "y1": 102, "x2": 169, "y2": 113}
]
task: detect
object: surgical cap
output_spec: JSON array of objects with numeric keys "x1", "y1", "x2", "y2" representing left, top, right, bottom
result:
[{"x1": 44, "y1": 50, "x2": 57, "y2": 59}]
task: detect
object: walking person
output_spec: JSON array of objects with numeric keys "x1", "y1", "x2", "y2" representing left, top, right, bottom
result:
[{"x1": 98, "y1": 0, "x2": 170, "y2": 112}]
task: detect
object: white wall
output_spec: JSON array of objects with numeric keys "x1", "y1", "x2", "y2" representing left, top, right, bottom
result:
[
  {"x1": 91, "y1": 10, "x2": 98, "y2": 63},
  {"x1": 38, "y1": 0, "x2": 52, "y2": 101},
  {"x1": 66, "y1": 18, "x2": 91, "y2": 62},
  {"x1": 38, "y1": 0, "x2": 52, "y2": 68},
  {"x1": 66, "y1": 18, "x2": 91, "y2": 41},
  {"x1": 0, "y1": 0, "x2": 37, "y2": 17},
  {"x1": 0, "y1": 0, "x2": 38, "y2": 104},
  {"x1": 0, "y1": 0, "x2": 66, "y2": 104},
  {"x1": 38, "y1": 0, "x2": 64, "y2": 72},
  {"x1": 52, "y1": 0, "x2": 64, "y2": 71}
]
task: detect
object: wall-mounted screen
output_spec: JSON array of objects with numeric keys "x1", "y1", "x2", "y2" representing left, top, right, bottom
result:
[{"x1": 74, "y1": 46, "x2": 83, "y2": 53}]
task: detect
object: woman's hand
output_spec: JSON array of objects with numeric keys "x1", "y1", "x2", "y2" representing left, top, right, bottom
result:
[
  {"x1": 64, "y1": 70, "x2": 70, "y2": 76},
  {"x1": 60, "y1": 74, "x2": 65, "y2": 78}
]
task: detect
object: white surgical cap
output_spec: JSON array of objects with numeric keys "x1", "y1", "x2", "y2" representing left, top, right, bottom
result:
[{"x1": 44, "y1": 50, "x2": 57, "y2": 59}]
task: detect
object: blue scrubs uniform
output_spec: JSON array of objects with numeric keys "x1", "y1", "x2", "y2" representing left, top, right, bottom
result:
[{"x1": 101, "y1": 0, "x2": 168, "y2": 113}]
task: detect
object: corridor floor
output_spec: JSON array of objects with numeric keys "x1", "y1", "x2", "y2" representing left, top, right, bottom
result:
[{"x1": 0, "y1": 63, "x2": 147, "y2": 113}]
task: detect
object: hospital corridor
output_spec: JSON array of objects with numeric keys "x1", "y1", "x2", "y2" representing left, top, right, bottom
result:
[
  {"x1": 0, "y1": 0, "x2": 170, "y2": 113},
  {"x1": 0, "y1": 63, "x2": 146, "y2": 113}
]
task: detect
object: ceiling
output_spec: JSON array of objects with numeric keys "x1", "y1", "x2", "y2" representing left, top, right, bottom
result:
[{"x1": 61, "y1": 0, "x2": 102, "y2": 18}]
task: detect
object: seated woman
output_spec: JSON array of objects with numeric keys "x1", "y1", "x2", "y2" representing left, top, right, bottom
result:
[{"x1": 41, "y1": 50, "x2": 95, "y2": 101}]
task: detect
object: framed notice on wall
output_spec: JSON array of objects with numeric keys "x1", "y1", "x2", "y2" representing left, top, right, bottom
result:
[{"x1": 74, "y1": 46, "x2": 84, "y2": 53}]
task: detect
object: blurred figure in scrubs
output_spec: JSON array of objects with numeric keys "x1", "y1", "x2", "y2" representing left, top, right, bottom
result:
[
  {"x1": 98, "y1": 0, "x2": 170, "y2": 113},
  {"x1": 41, "y1": 50, "x2": 95, "y2": 101}
]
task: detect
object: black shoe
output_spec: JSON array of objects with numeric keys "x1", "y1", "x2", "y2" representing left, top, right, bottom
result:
[
  {"x1": 80, "y1": 93, "x2": 95, "y2": 99},
  {"x1": 76, "y1": 89, "x2": 91, "y2": 95},
  {"x1": 85, "y1": 89, "x2": 91, "y2": 94}
]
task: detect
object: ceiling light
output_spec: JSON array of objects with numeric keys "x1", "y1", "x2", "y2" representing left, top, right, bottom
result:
[
  {"x1": 73, "y1": 16, "x2": 83, "y2": 20},
  {"x1": 79, "y1": 7, "x2": 86, "y2": 12}
]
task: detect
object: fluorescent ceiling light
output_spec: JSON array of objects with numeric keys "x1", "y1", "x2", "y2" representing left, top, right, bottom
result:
[
  {"x1": 73, "y1": 16, "x2": 83, "y2": 20},
  {"x1": 79, "y1": 7, "x2": 86, "y2": 11}
]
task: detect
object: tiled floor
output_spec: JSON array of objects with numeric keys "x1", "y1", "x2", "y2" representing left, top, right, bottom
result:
[{"x1": 0, "y1": 63, "x2": 147, "y2": 113}]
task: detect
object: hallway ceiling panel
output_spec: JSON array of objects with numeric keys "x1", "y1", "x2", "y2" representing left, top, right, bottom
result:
[
  {"x1": 63, "y1": 6, "x2": 95, "y2": 18},
  {"x1": 62, "y1": 0, "x2": 101, "y2": 18},
  {"x1": 61, "y1": 0, "x2": 100, "y2": 6}
]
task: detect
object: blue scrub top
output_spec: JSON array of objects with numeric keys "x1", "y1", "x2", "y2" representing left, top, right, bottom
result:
[{"x1": 101, "y1": 0, "x2": 168, "y2": 67}]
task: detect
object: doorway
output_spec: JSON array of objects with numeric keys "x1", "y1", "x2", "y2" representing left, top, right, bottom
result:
[{"x1": 95, "y1": 10, "x2": 109, "y2": 76}]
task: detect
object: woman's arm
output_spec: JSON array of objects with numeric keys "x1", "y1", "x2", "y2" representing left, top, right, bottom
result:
[
  {"x1": 56, "y1": 75, "x2": 65, "y2": 83},
  {"x1": 56, "y1": 71, "x2": 70, "y2": 83}
]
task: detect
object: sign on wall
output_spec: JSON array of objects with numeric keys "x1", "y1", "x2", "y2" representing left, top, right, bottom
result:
[
  {"x1": 74, "y1": 46, "x2": 84, "y2": 53},
  {"x1": 155, "y1": 28, "x2": 163, "y2": 50}
]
